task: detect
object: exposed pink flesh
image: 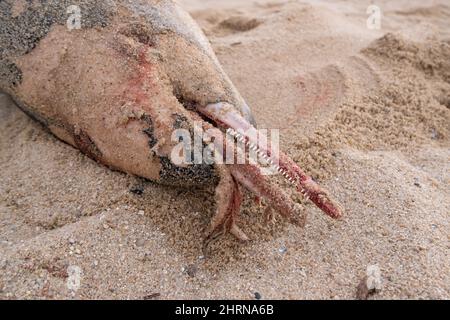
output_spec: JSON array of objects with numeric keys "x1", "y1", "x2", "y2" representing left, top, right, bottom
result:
[{"x1": 199, "y1": 103, "x2": 343, "y2": 219}]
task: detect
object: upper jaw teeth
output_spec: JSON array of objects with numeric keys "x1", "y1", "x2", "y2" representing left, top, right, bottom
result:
[{"x1": 226, "y1": 127, "x2": 301, "y2": 188}]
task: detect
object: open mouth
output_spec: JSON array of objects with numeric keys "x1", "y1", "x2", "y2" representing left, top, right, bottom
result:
[
  {"x1": 198, "y1": 102, "x2": 344, "y2": 221},
  {"x1": 171, "y1": 71, "x2": 342, "y2": 243}
]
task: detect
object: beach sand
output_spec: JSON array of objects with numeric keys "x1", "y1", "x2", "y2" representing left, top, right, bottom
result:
[{"x1": 0, "y1": 0, "x2": 449, "y2": 299}]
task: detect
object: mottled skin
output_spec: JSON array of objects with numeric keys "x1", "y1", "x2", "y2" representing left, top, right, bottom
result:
[
  {"x1": 0, "y1": 0, "x2": 342, "y2": 245},
  {"x1": 0, "y1": 0, "x2": 253, "y2": 185}
]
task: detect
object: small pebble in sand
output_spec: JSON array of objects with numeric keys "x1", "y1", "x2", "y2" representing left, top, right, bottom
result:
[
  {"x1": 137, "y1": 210, "x2": 145, "y2": 216},
  {"x1": 254, "y1": 292, "x2": 262, "y2": 300},
  {"x1": 143, "y1": 292, "x2": 161, "y2": 300},
  {"x1": 139, "y1": 252, "x2": 151, "y2": 262},
  {"x1": 278, "y1": 246, "x2": 287, "y2": 254},
  {"x1": 184, "y1": 264, "x2": 198, "y2": 278},
  {"x1": 130, "y1": 185, "x2": 144, "y2": 195},
  {"x1": 356, "y1": 265, "x2": 382, "y2": 299},
  {"x1": 366, "y1": 265, "x2": 382, "y2": 291},
  {"x1": 431, "y1": 128, "x2": 439, "y2": 140},
  {"x1": 136, "y1": 238, "x2": 146, "y2": 247}
]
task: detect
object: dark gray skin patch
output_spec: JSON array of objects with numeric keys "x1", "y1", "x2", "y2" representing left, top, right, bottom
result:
[
  {"x1": 0, "y1": 0, "x2": 113, "y2": 60},
  {"x1": 0, "y1": 59, "x2": 23, "y2": 89}
]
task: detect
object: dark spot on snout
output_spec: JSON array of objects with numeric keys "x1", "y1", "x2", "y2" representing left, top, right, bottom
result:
[
  {"x1": 172, "y1": 113, "x2": 190, "y2": 130},
  {"x1": 142, "y1": 113, "x2": 218, "y2": 187},
  {"x1": 142, "y1": 114, "x2": 158, "y2": 149}
]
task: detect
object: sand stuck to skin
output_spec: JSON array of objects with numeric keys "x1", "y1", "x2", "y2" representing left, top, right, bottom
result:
[{"x1": 0, "y1": 0, "x2": 449, "y2": 299}]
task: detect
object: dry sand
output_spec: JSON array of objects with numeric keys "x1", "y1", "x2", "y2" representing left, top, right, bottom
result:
[{"x1": 0, "y1": 0, "x2": 449, "y2": 299}]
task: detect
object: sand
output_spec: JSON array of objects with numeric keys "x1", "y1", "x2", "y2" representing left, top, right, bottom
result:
[{"x1": 0, "y1": 0, "x2": 449, "y2": 299}]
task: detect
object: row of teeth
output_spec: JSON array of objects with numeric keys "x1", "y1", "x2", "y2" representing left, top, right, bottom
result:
[{"x1": 226, "y1": 128, "x2": 310, "y2": 201}]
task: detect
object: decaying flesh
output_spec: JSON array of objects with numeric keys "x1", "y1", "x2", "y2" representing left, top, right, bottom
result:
[{"x1": 0, "y1": 0, "x2": 343, "y2": 245}]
